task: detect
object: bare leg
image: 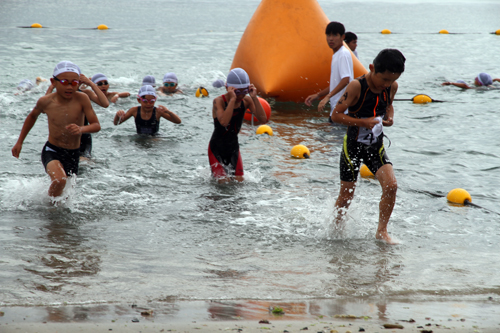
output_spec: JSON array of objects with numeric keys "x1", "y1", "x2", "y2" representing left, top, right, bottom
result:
[
  {"x1": 375, "y1": 164, "x2": 398, "y2": 244},
  {"x1": 334, "y1": 180, "x2": 356, "y2": 225},
  {"x1": 45, "y1": 160, "x2": 67, "y2": 198}
]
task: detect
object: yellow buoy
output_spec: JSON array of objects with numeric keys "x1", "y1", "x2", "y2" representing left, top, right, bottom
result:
[
  {"x1": 412, "y1": 94, "x2": 433, "y2": 104},
  {"x1": 381, "y1": 29, "x2": 391, "y2": 34},
  {"x1": 439, "y1": 29, "x2": 449, "y2": 34},
  {"x1": 291, "y1": 145, "x2": 310, "y2": 159},
  {"x1": 446, "y1": 188, "x2": 472, "y2": 205},
  {"x1": 97, "y1": 24, "x2": 109, "y2": 30},
  {"x1": 31, "y1": 23, "x2": 42, "y2": 28},
  {"x1": 256, "y1": 125, "x2": 273, "y2": 136},
  {"x1": 195, "y1": 86, "x2": 209, "y2": 98},
  {"x1": 359, "y1": 164, "x2": 374, "y2": 178},
  {"x1": 496, "y1": 29, "x2": 500, "y2": 35}
]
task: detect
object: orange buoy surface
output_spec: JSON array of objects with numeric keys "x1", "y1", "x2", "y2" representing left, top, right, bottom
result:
[
  {"x1": 244, "y1": 97, "x2": 271, "y2": 123},
  {"x1": 231, "y1": 0, "x2": 367, "y2": 102}
]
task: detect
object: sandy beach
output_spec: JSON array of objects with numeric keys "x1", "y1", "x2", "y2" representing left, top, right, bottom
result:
[{"x1": 1, "y1": 299, "x2": 499, "y2": 333}]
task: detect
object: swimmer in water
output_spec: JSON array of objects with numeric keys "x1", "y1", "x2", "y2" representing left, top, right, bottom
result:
[
  {"x1": 113, "y1": 85, "x2": 181, "y2": 135},
  {"x1": 158, "y1": 72, "x2": 183, "y2": 95},
  {"x1": 142, "y1": 75, "x2": 156, "y2": 88},
  {"x1": 442, "y1": 72, "x2": 500, "y2": 89},
  {"x1": 88, "y1": 73, "x2": 130, "y2": 103},
  {"x1": 14, "y1": 77, "x2": 47, "y2": 95},
  {"x1": 12, "y1": 61, "x2": 101, "y2": 200},
  {"x1": 208, "y1": 68, "x2": 268, "y2": 183}
]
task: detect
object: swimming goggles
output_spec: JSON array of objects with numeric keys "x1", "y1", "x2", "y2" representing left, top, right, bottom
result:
[
  {"x1": 96, "y1": 81, "x2": 109, "y2": 86},
  {"x1": 234, "y1": 88, "x2": 249, "y2": 95},
  {"x1": 139, "y1": 97, "x2": 156, "y2": 103},
  {"x1": 53, "y1": 76, "x2": 80, "y2": 86},
  {"x1": 164, "y1": 82, "x2": 176, "y2": 87}
]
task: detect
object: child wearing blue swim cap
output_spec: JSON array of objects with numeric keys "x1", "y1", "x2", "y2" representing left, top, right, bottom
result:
[
  {"x1": 158, "y1": 72, "x2": 183, "y2": 95},
  {"x1": 442, "y1": 73, "x2": 500, "y2": 89}
]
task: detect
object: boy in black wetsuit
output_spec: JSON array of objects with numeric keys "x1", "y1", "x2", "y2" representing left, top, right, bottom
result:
[
  {"x1": 208, "y1": 68, "x2": 268, "y2": 183},
  {"x1": 113, "y1": 85, "x2": 181, "y2": 135},
  {"x1": 330, "y1": 49, "x2": 406, "y2": 245}
]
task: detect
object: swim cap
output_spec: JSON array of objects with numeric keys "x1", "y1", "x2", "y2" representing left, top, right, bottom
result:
[
  {"x1": 226, "y1": 68, "x2": 250, "y2": 89},
  {"x1": 91, "y1": 73, "x2": 108, "y2": 84},
  {"x1": 142, "y1": 75, "x2": 156, "y2": 87},
  {"x1": 53, "y1": 61, "x2": 81, "y2": 77},
  {"x1": 138, "y1": 85, "x2": 157, "y2": 97},
  {"x1": 163, "y1": 72, "x2": 178, "y2": 83},
  {"x1": 212, "y1": 79, "x2": 225, "y2": 88},
  {"x1": 17, "y1": 79, "x2": 34, "y2": 90},
  {"x1": 476, "y1": 72, "x2": 492, "y2": 86}
]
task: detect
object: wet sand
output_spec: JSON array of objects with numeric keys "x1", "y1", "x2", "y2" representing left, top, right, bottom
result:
[{"x1": 1, "y1": 299, "x2": 499, "y2": 332}]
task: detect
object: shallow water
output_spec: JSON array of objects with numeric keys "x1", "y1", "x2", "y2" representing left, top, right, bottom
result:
[{"x1": 1, "y1": 0, "x2": 500, "y2": 309}]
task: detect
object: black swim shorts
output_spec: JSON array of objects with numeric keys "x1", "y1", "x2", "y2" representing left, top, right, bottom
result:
[{"x1": 41, "y1": 141, "x2": 80, "y2": 176}]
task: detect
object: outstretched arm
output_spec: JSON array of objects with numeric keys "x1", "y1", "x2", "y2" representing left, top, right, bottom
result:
[
  {"x1": 12, "y1": 103, "x2": 44, "y2": 158},
  {"x1": 114, "y1": 107, "x2": 137, "y2": 125},
  {"x1": 110, "y1": 92, "x2": 131, "y2": 103},
  {"x1": 318, "y1": 76, "x2": 350, "y2": 112},
  {"x1": 157, "y1": 105, "x2": 181, "y2": 124},
  {"x1": 442, "y1": 81, "x2": 471, "y2": 89}
]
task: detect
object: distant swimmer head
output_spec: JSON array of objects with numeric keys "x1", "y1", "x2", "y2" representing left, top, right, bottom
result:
[
  {"x1": 91, "y1": 73, "x2": 109, "y2": 86},
  {"x1": 475, "y1": 72, "x2": 492, "y2": 86},
  {"x1": 17, "y1": 79, "x2": 34, "y2": 91},
  {"x1": 138, "y1": 85, "x2": 157, "y2": 98},
  {"x1": 142, "y1": 75, "x2": 156, "y2": 87},
  {"x1": 212, "y1": 79, "x2": 225, "y2": 88},
  {"x1": 53, "y1": 61, "x2": 81, "y2": 77},
  {"x1": 163, "y1": 72, "x2": 178, "y2": 83},
  {"x1": 226, "y1": 68, "x2": 250, "y2": 89}
]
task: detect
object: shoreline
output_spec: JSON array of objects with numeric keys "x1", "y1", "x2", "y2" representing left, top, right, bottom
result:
[{"x1": 1, "y1": 298, "x2": 499, "y2": 332}]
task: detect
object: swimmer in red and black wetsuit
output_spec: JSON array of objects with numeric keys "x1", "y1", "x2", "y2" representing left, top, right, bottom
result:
[
  {"x1": 330, "y1": 49, "x2": 406, "y2": 245},
  {"x1": 113, "y1": 85, "x2": 181, "y2": 135},
  {"x1": 208, "y1": 68, "x2": 268, "y2": 183}
]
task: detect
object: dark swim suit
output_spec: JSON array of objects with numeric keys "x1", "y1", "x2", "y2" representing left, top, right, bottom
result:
[
  {"x1": 80, "y1": 117, "x2": 92, "y2": 158},
  {"x1": 340, "y1": 75, "x2": 392, "y2": 182},
  {"x1": 135, "y1": 106, "x2": 159, "y2": 135},
  {"x1": 208, "y1": 95, "x2": 246, "y2": 178},
  {"x1": 41, "y1": 141, "x2": 80, "y2": 176}
]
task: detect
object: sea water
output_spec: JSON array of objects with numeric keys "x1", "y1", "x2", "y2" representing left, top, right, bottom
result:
[{"x1": 0, "y1": 0, "x2": 499, "y2": 314}]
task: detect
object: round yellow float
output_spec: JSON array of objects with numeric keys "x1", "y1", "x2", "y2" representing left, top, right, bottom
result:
[
  {"x1": 446, "y1": 188, "x2": 472, "y2": 205},
  {"x1": 31, "y1": 23, "x2": 42, "y2": 28},
  {"x1": 495, "y1": 29, "x2": 500, "y2": 35},
  {"x1": 195, "y1": 86, "x2": 209, "y2": 98},
  {"x1": 412, "y1": 94, "x2": 433, "y2": 104},
  {"x1": 256, "y1": 125, "x2": 273, "y2": 136},
  {"x1": 359, "y1": 164, "x2": 374, "y2": 178},
  {"x1": 97, "y1": 24, "x2": 109, "y2": 30},
  {"x1": 381, "y1": 29, "x2": 392, "y2": 34},
  {"x1": 439, "y1": 29, "x2": 449, "y2": 34},
  {"x1": 291, "y1": 145, "x2": 310, "y2": 159}
]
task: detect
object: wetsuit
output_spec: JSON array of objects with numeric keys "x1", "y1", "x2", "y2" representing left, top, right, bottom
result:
[
  {"x1": 208, "y1": 95, "x2": 246, "y2": 177},
  {"x1": 79, "y1": 117, "x2": 92, "y2": 158},
  {"x1": 340, "y1": 75, "x2": 392, "y2": 182},
  {"x1": 41, "y1": 141, "x2": 80, "y2": 176},
  {"x1": 135, "y1": 106, "x2": 159, "y2": 135}
]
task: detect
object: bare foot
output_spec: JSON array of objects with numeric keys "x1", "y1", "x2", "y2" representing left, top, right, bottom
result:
[{"x1": 376, "y1": 230, "x2": 399, "y2": 245}]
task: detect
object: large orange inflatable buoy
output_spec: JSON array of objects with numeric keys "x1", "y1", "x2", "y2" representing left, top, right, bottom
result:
[{"x1": 231, "y1": 0, "x2": 367, "y2": 103}]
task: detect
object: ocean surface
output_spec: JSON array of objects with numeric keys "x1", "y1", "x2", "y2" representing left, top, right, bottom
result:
[{"x1": 1, "y1": 0, "x2": 499, "y2": 321}]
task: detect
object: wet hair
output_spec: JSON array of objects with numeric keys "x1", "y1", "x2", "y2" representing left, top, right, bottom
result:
[
  {"x1": 325, "y1": 21, "x2": 345, "y2": 36},
  {"x1": 373, "y1": 49, "x2": 406, "y2": 74},
  {"x1": 344, "y1": 32, "x2": 357, "y2": 43}
]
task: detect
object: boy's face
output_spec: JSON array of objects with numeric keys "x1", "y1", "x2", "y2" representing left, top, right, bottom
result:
[
  {"x1": 137, "y1": 94, "x2": 156, "y2": 110},
  {"x1": 97, "y1": 81, "x2": 109, "y2": 93},
  {"x1": 51, "y1": 72, "x2": 80, "y2": 99},
  {"x1": 163, "y1": 82, "x2": 177, "y2": 93},
  {"x1": 369, "y1": 65, "x2": 401, "y2": 92},
  {"x1": 326, "y1": 33, "x2": 344, "y2": 52},
  {"x1": 346, "y1": 39, "x2": 357, "y2": 52}
]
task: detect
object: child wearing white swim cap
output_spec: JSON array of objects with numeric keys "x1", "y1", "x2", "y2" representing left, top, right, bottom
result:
[
  {"x1": 113, "y1": 85, "x2": 181, "y2": 136},
  {"x1": 86, "y1": 73, "x2": 130, "y2": 103},
  {"x1": 207, "y1": 68, "x2": 268, "y2": 183},
  {"x1": 159, "y1": 72, "x2": 183, "y2": 95}
]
